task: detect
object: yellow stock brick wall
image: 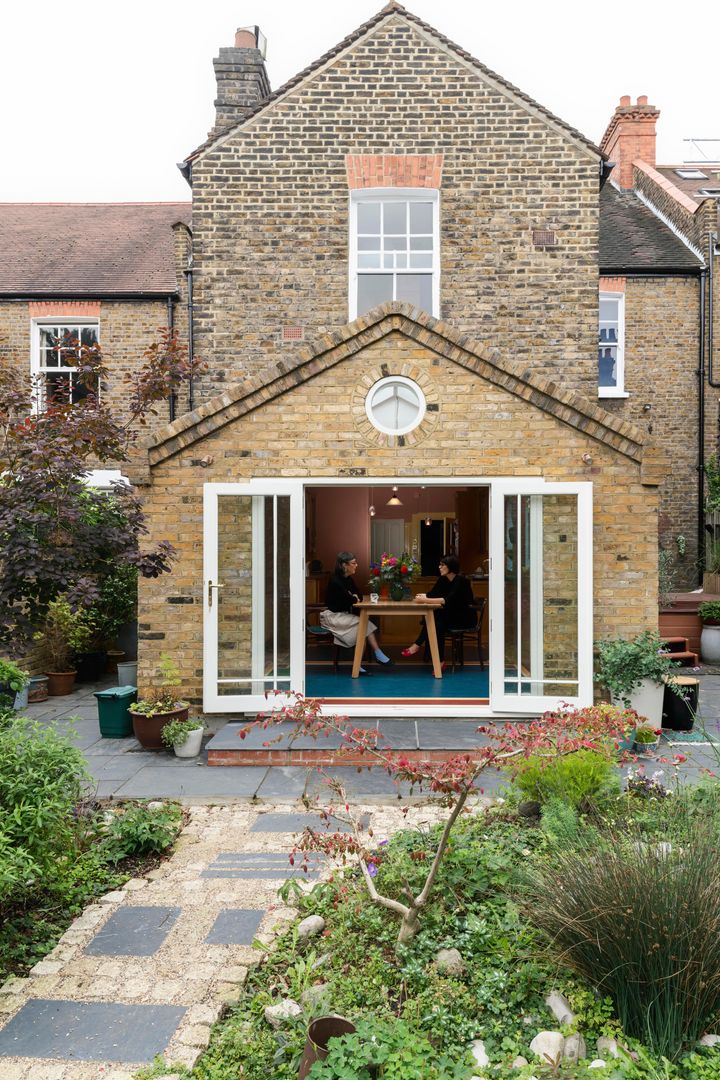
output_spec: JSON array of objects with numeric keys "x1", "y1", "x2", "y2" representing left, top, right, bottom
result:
[{"x1": 138, "y1": 331, "x2": 659, "y2": 706}]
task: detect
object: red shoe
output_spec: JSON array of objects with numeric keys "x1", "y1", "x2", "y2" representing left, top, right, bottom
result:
[
  {"x1": 401, "y1": 647, "x2": 418, "y2": 658},
  {"x1": 440, "y1": 661, "x2": 449, "y2": 672}
]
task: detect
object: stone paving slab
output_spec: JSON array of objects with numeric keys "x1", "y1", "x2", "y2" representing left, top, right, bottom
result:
[
  {"x1": 250, "y1": 810, "x2": 366, "y2": 833},
  {"x1": 0, "y1": 999, "x2": 186, "y2": 1062},
  {"x1": 85, "y1": 906, "x2": 180, "y2": 956},
  {"x1": 206, "y1": 909, "x2": 265, "y2": 945}
]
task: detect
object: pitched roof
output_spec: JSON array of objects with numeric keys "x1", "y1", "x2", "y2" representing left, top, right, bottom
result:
[
  {"x1": 146, "y1": 302, "x2": 658, "y2": 483},
  {"x1": 0, "y1": 203, "x2": 191, "y2": 297},
  {"x1": 184, "y1": 3, "x2": 603, "y2": 167},
  {"x1": 599, "y1": 184, "x2": 702, "y2": 272},
  {"x1": 655, "y1": 165, "x2": 720, "y2": 207}
]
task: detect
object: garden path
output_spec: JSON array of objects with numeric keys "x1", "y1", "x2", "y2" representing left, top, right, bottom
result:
[{"x1": 0, "y1": 802, "x2": 448, "y2": 1079}]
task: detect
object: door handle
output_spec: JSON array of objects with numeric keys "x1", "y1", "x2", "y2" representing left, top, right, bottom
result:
[{"x1": 207, "y1": 580, "x2": 225, "y2": 608}]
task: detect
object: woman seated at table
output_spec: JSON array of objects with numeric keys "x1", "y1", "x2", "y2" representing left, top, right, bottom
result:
[
  {"x1": 401, "y1": 554, "x2": 475, "y2": 662},
  {"x1": 320, "y1": 551, "x2": 392, "y2": 668}
]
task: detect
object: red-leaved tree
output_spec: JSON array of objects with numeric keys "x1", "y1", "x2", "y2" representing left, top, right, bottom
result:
[
  {"x1": 243, "y1": 697, "x2": 636, "y2": 945},
  {"x1": 0, "y1": 330, "x2": 204, "y2": 652}
]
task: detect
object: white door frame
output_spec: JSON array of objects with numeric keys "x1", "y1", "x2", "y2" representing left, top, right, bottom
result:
[
  {"x1": 489, "y1": 480, "x2": 593, "y2": 713},
  {"x1": 203, "y1": 481, "x2": 305, "y2": 713},
  {"x1": 203, "y1": 477, "x2": 593, "y2": 718}
]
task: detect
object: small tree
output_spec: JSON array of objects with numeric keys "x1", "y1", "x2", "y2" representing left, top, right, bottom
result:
[
  {"x1": 242, "y1": 696, "x2": 631, "y2": 946},
  {"x1": 0, "y1": 331, "x2": 203, "y2": 653}
]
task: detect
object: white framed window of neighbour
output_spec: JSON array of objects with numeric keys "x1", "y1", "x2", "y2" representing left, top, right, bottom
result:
[
  {"x1": 598, "y1": 293, "x2": 627, "y2": 398},
  {"x1": 31, "y1": 320, "x2": 100, "y2": 409},
  {"x1": 349, "y1": 189, "x2": 440, "y2": 320}
]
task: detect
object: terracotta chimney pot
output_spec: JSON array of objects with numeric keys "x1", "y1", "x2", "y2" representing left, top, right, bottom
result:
[
  {"x1": 620, "y1": 95, "x2": 631, "y2": 106},
  {"x1": 234, "y1": 28, "x2": 257, "y2": 48}
]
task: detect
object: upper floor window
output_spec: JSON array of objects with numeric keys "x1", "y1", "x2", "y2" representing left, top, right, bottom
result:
[
  {"x1": 31, "y1": 320, "x2": 99, "y2": 408},
  {"x1": 349, "y1": 189, "x2": 439, "y2": 320},
  {"x1": 598, "y1": 293, "x2": 626, "y2": 398}
]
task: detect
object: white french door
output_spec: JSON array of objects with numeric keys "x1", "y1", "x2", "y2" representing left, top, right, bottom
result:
[
  {"x1": 489, "y1": 481, "x2": 593, "y2": 713},
  {"x1": 203, "y1": 482, "x2": 304, "y2": 712}
]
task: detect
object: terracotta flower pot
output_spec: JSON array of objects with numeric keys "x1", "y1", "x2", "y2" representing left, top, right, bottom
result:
[
  {"x1": 297, "y1": 1016, "x2": 357, "y2": 1079},
  {"x1": 131, "y1": 704, "x2": 189, "y2": 750},
  {"x1": 46, "y1": 671, "x2": 77, "y2": 696}
]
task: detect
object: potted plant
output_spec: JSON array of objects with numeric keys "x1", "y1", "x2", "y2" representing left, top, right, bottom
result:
[
  {"x1": 633, "y1": 726, "x2": 661, "y2": 755},
  {"x1": 698, "y1": 601, "x2": 720, "y2": 663},
  {"x1": 595, "y1": 631, "x2": 677, "y2": 726},
  {"x1": 0, "y1": 659, "x2": 30, "y2": 712},
  {"x1": 368, "y1": 552, "x2": 421, "y2": 600},
  {"x1": 129, "y1": 653, "x2": 189, "y2": 749},
  {"x1": 161, "y1": 715, "x2": 205, "y2": 758},
  {"x1": 36, "y1": 599, "x2": 95, "y2": 696}
]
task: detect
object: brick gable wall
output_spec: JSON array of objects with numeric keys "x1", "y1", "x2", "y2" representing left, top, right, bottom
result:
[{"x1": 190, "y1": 17, "x2": 600, "y2": 401}]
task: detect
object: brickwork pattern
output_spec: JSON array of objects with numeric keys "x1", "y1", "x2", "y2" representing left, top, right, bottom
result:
[
  {"x1": 138, "y1": 332, "x2": 659, "y2": 706},
  {"x1": 190, "y1": 15, "x2": 600, "y2": 400}
]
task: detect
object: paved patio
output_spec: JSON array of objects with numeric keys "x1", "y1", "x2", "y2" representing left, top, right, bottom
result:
[{"x1": 22, "y1": 673, "x2": 720, "y2": 802}]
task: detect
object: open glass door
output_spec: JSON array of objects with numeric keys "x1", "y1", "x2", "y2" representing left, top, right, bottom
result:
[
  {"x1": 489, "y1": 481, "x2": 592, "y2": 713},
  {"x1": 203, "y1": 482, "x2": 304, "y2": 712}
]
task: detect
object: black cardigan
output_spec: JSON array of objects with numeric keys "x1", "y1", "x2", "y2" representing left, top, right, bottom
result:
[
  {"x1": 325, "y1": 573, "x2": 360, "y2": 614},
  {"x1": 436, "y1": 574, "x2": 476, "y2": 628}
]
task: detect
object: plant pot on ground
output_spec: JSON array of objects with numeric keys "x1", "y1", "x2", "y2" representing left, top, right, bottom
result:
[
  {"x1": 699, "y1": 601, "x2": 720, "y2": 663},
  {"x1": 633, "y1": 726, "x2": 662, "y2": 755},
  {"x1": 0, "y1": 658, "x2": 30, "y2": 712},
  {"x1": 36, "y1": 598, "x2": 95, "y2": 696},
  {"x1": 161, "y1": 716, "x2": 205, "y2": 758},
  {"x1": 129, "y1": 653, "x2": 189, "y2": 750},
  {"x1": 595, "y1": 631, "x2": 678, "y2": 726}
]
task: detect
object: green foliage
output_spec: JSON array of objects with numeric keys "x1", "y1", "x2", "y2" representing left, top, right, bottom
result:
[
  {"x1": 102, "y1": 802, "x2": 182, "y2": 864},
  {"x1": 87, "y1": 564, "x2": 137, "y2": 648},
  {"x1": 35, "y1": 598, "x2": 95, "y2": 671},
  {"x1": 510, "y1": 750, "x2": 619, "y2": 809},
  {"x1": 161, "y1": 716, "x2": 205, "y2": 749},
  {"x1": 633, "y1": 726, "x2": 660, "y2": 745},
  {"x1": 130, "y1": 653, "x2": 187, "y2": 716},
  {"x1": 698, "y1": 601, "x2": 720, "y2": 625},
  {"x1": 658, "y1": 548, "x2": 678, "y2": 609},
  {"x1": 135, "y1": 1056, "x2": 191, "y2": 1079},
  {"x1": 595, "y1": 631, "x2": 676, "y2": 705},
  {"x1": 522, "y1": 799, "x2": 720, "y2": 1060},
  {"x1": 705, "y1": 454, "x2": 720, "y2": 512},
  {"x1": 0, "y1": 658, "x2": 29, "y2": 693},
  {"x1": 308, "y1": 1017, "x2": 474, "y2": 1078}
]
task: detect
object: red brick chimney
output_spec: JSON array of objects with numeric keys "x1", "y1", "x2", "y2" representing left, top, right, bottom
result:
[{"x1": 600, "y1": 95, "x2": 660, "y2": 189}]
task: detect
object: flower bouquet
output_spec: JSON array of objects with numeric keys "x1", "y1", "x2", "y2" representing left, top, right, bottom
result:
[{"x1": 368, "y1": 552, "x2": 421, "y2": 600}]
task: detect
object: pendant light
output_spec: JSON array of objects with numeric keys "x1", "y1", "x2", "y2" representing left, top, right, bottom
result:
[
  {"x1": 422, "y1": 485, "x2": 431, "y2": 526},
  {"x1": 386, "y1": 485, "x2": 403, "y2": 507},
  {"x1": 368, "y1": 485, "x2": 376, "y2": 517}
]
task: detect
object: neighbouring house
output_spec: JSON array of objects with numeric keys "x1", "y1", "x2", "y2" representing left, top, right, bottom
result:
[{"x1": 1, "y1": 3, "x2": 717, "y2": 719}]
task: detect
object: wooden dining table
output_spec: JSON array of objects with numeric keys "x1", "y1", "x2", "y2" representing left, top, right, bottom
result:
[{"x1": 351, "y1": 597, "x2": 444, "y2": 679}]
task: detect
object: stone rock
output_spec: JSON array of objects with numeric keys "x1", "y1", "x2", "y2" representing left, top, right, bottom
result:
[
  {"x1": 545, "y1": 991, "x2": 575, "y2": 1025},
  {"x1": 564, "y1": 1033, "x2": 587, "y2": 1062},
  {"x1": 512, "y1": 1058, "x2": 529, "y2": 1069},
  {"x1": 434, "y1": 947, "x2": 464, "y2": 976},
  {"x1": 297, "y1": 915, "x2": 325, "y2": 941},
  {"x1": 529, "y1": 1031, "x2": 565, "y2": 1063},
  {"x1": 264, "y1": 998, "x2": 302, "y2": 1028},
  {"x1": 701, "y1": 1034, "x2": 720, "y2": 1047},
  {"x1": 589, "y1": 1061, "x2": 607, "y2": 1070},
  {"x1": 147, "y1": 800, "x2": 165, "y2": 810},
  {"x1": 597, "y1": 1036, "x2": 620, "y2": 1058},
  {"x1": 470, "y1": 1039, "x2": 490, "y2": 1067},
  {"x1": 300, "y1": 983, "x2": 330, "y2": 1011}
]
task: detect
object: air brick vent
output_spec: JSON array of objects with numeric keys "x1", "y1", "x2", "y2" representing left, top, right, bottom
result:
[
  {"x1": 532, "y1": 229, "x2": 557, "y2": 249},
  {"x1": 282, "y1": 325, "x2": 304, "y2": 342}
]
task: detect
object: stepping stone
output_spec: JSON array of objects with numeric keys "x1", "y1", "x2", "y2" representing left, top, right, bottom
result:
[
  {"x1": 250, "y1": 812, "x2": 367, "y2": 833},
  {"x1": 0, "y1": 999, "x2": 185, "y2": 1062},
  {"x1": 201, "y1": 852, "x2": 323, "y2": 880},
  {"x1": 85, "y1": 906, "x2": 181, "y2": 956},
  {"x1": 206, "y1": 909, "x2": 265, "y2": 945}
]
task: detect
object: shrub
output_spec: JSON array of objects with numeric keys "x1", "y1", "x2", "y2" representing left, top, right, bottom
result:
[
  {"x1": 510, "y1": 749, "x2": 619, "y2": 809},
  {"x1": 595, "y1": 631, "x2": 676, "y2": 705},
  {"x1": 698, "y1": 601, "x2": 720, "y2": 625},
  {"x1": 0, "y1": 717, "x2": 89, "y2": 905},
  {"x1": 308, "y1": 1017, "x2": 473, "y2": 1079},
  {"x1": 161, "y1": 716, "x2": 204, "y2": 749},
  {"x1": 102, "y1": 802, "x2": 182, "y2": 864},
  {"x1": 522, "y1": 802, "x2": 720, "y2": 1059}
]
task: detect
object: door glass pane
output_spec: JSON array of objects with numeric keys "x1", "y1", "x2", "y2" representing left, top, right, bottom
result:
[
  {"x1": 503, "y1": 494, "x2": 579, "y2": 698},
  {"x1": 216, "y1": 494, "x2": 290, "y2": 697}
]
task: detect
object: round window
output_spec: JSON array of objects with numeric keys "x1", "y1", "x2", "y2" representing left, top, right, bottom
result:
[{"x1": 365, "y1": 376, "x2": 426, "y2": 436}]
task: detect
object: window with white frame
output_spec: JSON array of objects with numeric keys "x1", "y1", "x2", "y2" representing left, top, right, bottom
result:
[
  {"x1": 598, "y1": 293, "x2": 625, "y2": 397},
  {"x1": 350, "y1": 189, "x2": 439, "y2": 319},
  {"x1": 31, "y1": 321, "x2": 99, "y2": 408}
]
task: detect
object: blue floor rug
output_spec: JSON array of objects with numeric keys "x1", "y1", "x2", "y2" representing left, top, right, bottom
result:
[{"x1": 305, "y1": 664, "x2": 489, "y2": 700}]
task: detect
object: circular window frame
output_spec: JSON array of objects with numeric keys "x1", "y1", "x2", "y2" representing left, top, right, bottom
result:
[{"x1": 364, "y1": 375, "x2": 427, "y2": 437}]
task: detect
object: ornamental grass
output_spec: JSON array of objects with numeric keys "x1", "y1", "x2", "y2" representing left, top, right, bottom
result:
[{"x1": 522, "y1": 802, "x2": 720, "y2": 1060}]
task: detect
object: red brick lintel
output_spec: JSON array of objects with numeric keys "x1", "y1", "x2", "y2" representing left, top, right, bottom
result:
[
  {"x1": 29, "y1": 301, "x2": 101, "y2": 317},
  {"x1": 345, "y1": 153, "x2": 444, "y2": 189}
]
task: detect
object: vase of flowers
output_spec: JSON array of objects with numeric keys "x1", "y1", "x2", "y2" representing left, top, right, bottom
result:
[{"x1": 368, "y1": 552, "x2": 421, "y2": 599}]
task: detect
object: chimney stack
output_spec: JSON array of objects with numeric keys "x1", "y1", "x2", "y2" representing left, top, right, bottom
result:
[
  {"x1": 600, "y1": 95, "x2": 660, "y2": 189},
  {"x1": 211, "y1": 25, "x2": 270, "y2": 138}
]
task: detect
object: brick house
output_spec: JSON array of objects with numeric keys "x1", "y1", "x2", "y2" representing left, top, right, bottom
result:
[{"x1": 1, "y1": 4, "x2": 717, "y2": 719}]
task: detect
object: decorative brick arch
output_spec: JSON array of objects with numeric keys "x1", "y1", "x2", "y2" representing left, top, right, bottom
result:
[{"x1": 345, "y1": 154, "x2": 443, "y2": 189}]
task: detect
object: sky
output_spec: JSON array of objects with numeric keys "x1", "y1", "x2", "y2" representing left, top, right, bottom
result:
[{"x1": 1, "y1": 0, "x2": 718, "y2": 203}]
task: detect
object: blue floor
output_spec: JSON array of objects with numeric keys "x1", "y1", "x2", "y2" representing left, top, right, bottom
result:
[{"x1": 305, "y1": 664, "x2": 489, "y2": 700}]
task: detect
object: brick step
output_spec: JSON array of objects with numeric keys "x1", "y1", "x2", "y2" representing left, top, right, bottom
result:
[{"x1": 660, "y1": 650, "x2": 698, "y2": 665}]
